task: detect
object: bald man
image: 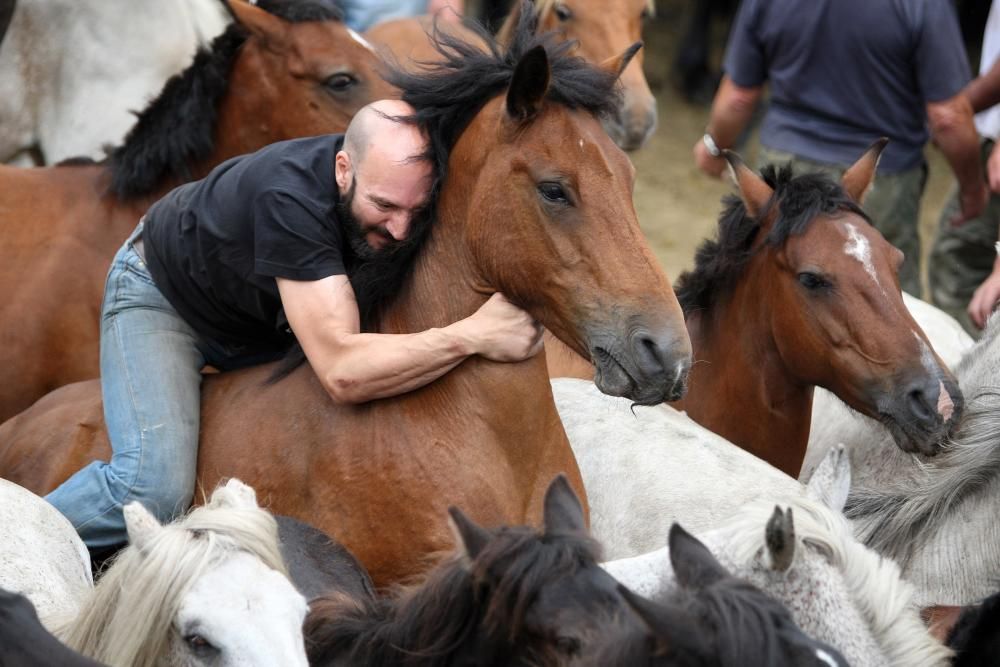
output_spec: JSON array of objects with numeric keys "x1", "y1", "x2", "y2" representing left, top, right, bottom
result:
[{"x1": 46, "y1": 100, "x2": 543, "y2": 553}]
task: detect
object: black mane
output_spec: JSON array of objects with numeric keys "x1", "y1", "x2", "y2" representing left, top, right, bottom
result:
[
  {"x1": 674, "y1": 164, "x2": 868, "y2": 316},
  {"x1": 385, "y1": 0, "x2": 622, "y2": 192},
  {"x1": 108, "y1": 0, "x2": 340, "y2": 200},
  {"x1": 304, "y1": 526, "x2": 602, "y2": 665}
]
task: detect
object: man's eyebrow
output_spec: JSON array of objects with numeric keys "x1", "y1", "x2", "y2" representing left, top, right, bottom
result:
[{"x1": 367, "y1": 194, "x2": 398, "y2": 208}]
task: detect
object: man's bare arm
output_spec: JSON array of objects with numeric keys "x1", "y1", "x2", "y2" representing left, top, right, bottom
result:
[
  {"x1": 927, "y1": 93, "x2": 988, "y2": 225},
  {"x1": 693, "y1": 76, "x2": 764, "y2": 178},
  {"x1": 277, "y1": 275, "x2": 542, "y2": 404},
  {"x1": 963, "y1": 57, "x2": 1000, "y2": 114}
]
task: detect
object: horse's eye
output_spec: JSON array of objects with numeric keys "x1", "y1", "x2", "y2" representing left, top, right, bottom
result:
[
  {"x1": 325, "y1": 73, "x2": 357, "y2": 92},
  {"x1": 538, "y1": 182, "x2": 569, "y2": 204},
  {"x1": 797, "y1": 272, "x2": 829, "y2": 291},
  {"x1": 555, "y1": 636, "x2": 581, "y2": 655},
  {"x1": 554, "y1": 3, "x2": 572, "y2": 21},
  {"x1": 184, "y1": 634, "x2": 218, "y2": 656}
]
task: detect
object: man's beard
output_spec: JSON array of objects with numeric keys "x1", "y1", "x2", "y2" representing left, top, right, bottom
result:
[{"x1": 333, "y1": 180, "x2": 433, "y2": 329}]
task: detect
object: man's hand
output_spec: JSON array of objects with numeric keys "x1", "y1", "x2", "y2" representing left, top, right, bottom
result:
[
  {"x1": 464, "y1": 293, "x2": 544, "y2": 362},
  {"x1": 952, "y1": 180, "x2": 990, "y2": 227},
  {"x1": 988, "y1": 142, "x2": 1000, "y2": 194},
  {"x1": 693, "y1": 138, "x2": 728, "y2": 179},
  {"x1": 968, "y1": 259, "x2": 1000, "y2": 329},
  {"x1": 428, "y1": 0, "x2": 463, "y2": 22}
]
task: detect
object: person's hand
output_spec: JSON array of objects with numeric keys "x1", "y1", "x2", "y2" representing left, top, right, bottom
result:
[
  {"x1": 968, "y1": 262, "x2": 1000, "y2": 329},
  {"x1": 693, "y1": 138, "x2": 727, "y2": 179},
  {"x1": 988, "y1": 142, "x2": 1000, "y2": 194},
  {"x1": 465, "y1": 293, "x2": 544, "y2": 362},
  {"x1": 951, "y1": 179, "x2": 989, "y2": 226}
]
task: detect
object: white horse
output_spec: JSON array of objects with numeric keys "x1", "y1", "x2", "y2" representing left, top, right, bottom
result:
[
  {"x1": 802, "y1": 293, "x2": 975, "y2": 481},
  {"x1": 0, "y1": 0, "x2": 228, "y2": 165},
  {"x1": 0, "y1": 478, "x2": 91, "y2": 625},
  {"x1": 604, "y1": 448, "x2": 951, "y2": 667},
  {"x1": 55, "y1": 479, "x2": 309, "y2": 667},
  {"x1": 839, "y1": 313, "x2": 1000, "y2": 606},
  {"x1": 553, "y1": 377, "x2": 803, "y2": 560}
]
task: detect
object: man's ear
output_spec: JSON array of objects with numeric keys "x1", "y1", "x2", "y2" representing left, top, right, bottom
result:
[{"x1": 335, "y1": 151, "x2": 352, "y2": 192}]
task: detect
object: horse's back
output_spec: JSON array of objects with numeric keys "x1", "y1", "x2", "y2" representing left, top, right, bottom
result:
[
  {"x1": 365, "y1": 16, "x2": 487, "y2": 68},
  {"x1": 553, "y1": 378, "x2": 802, "y2": 560},
  {"x1": 0, "y1": 478, "x2": 91, "y2": 625}
]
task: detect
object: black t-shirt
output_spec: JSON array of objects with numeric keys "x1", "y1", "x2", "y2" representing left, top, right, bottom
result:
[{"x1": 143, "y1": 135, "x2": 346, "y2": 350}]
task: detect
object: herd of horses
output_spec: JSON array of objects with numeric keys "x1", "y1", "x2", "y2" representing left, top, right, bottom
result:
[{"x1": 1, "y1": 0, "x2": 999, "y2": 665}]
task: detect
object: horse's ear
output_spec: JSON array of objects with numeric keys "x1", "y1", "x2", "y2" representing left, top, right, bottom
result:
[
  {"x1": 227, "y1": 0, "x2": 291, "y2": 52},
  {"x1": 448, "y1": 506, "x2": 491, "y2": 563},
  {"x1": 668, "y1": 523, "x2": 729, "y2": 589},
  {"x1": 542, "y1": 474, "x2": 586, "y2": 535},
  {"x1": 124, "y1": 502, "x2": 163, "y2": 552},
  {"x1": 617, "y1": 584, "x2": 674, "y2": 646},
  {"x1": 723, "y1": 150, "x2": 774, "y2": 220},
  {"x1": 599, "y1": 42, "x2": 642, "y2": 79},
  {"x1": 841, "y1": 138, "x2": 888, "y2": 204},
  {"x1": 765, "y1": 506, "x2": 795, "y2": 572},
  {"x1": 805, "y1": 444, "x2": 852, "y2": 513},
  {"x1": 210, "y1": 478, "x2": 260, "y2": 510},
  {"x1": 506, "y1": 45, "x2": 551, "y2": 121}
]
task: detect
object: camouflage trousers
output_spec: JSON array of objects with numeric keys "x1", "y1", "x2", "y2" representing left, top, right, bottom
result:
[
  {"x1": 757, "y1": 146, "x2": 927, "y2": 297},
  {"x1": 928, "y1": 138, "x2": 1000, "y2": 336}
]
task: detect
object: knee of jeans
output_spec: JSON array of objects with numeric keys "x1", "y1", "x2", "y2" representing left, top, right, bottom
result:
[{"x1": 129, "y1": 469, "x2": 198, "y2": 524}]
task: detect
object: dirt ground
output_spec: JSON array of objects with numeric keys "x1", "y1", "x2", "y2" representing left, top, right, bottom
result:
[{"x1": 630, "y1": 2, "x2": 954, "y2": 296}]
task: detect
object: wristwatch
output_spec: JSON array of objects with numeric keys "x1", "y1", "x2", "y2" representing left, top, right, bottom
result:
[{"x1": 702, "y1": 132, "x2": 722, "y2": 158}]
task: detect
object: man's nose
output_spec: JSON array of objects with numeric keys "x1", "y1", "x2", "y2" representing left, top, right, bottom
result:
[{"x1": 386, "y1": 213, "x2": 409, "y2": 241}]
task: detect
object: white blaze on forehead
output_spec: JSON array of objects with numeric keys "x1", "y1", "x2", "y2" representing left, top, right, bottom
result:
[
  {"x1": 347, "y1": 28, "x2": 375, "y2": 53},
  {"x1": 912, "y1": 330, "x2": 955, "y2": 421},
  {"x1": 843, "y1": 223, "x2": 880, "y2": 287}
]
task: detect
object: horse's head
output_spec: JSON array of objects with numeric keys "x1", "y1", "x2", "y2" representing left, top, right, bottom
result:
[
  {"x1": 60, "y1": 480, "x2": 309, "y2": 667},
  {"x1": 448, "y1": 475, "x2": 625, "y2": 664},
  {"x1": 500, "y1": 0, "x2": 657, "y2": 151},
  {"x1": 303, "y1": 475, "x2": 625, "y2": 666},
  {"x1": 223, "y1": 0, "x2": 395, "y2": 141},
  {"x1": 393, "y1": 6, "x2": 690, "y2": 404},
  {"x1": 587, "y1": 524, "x2": 847, "y2": 667},
  {"x1": 726, "y1": 144, "x2": 963, "y2": 456}
]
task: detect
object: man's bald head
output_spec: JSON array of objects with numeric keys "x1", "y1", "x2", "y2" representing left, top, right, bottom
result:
[
  {"x1": 334, "y1": 99, "x2": 435, "y2": 251},
  {"x1": 341, "y1": 99, "x2": 429, "y2": 170}
]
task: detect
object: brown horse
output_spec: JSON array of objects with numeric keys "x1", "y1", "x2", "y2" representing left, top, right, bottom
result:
[
  {"x1": 366, "y1": 0, "x2": 657, "y2": 151},
  {"x1": 547, "y1": 143, "x2": 963, "y2": 477},
  {"x1": 0, "y1": 0, "x2": 391, "y2": 423},
  {"x1": 0, "y1": 11, "x2": 691, "y2": 586}
]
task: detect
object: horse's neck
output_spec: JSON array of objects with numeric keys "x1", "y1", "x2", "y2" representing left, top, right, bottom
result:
[{"x1": 676, "y1": 284, "x2": 813, "y2": 476}]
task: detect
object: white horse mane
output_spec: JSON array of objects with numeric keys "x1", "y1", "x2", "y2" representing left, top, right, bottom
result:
[
  {"x1": 846, "y1": 315, "x2": 1000, "y2": 563},
  {"x1": 56, "y1": 483, "x2": 286, "y2": 667},
  {"x1": 715, "y1": 492, "x2": 951, "y2": 667}
]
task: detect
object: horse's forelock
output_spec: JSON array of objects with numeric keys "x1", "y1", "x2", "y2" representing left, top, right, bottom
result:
[
  {"x1": 57, "y1": 491, "x2": 286, "y2": 667},
  {"x1": 675, "y1": 165, "x2": 868, "y2": 316}
]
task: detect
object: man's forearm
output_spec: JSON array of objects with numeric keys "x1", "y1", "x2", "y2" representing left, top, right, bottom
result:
[
  {"x1": 964, "y1": 57, "x2": 1000, "y2": 114},
  {"x1": 320, "y1": 323, "x2": 475, "y2": 404},
  {"x1": 706, "y1": 76, "x2": 763, "y2": 148},
  {"x1": 929, "y1": 95, "x2": 984, "y2": 195}
]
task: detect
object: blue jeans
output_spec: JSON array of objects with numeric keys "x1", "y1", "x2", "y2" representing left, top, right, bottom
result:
[
  {"x1": 46, "y1": 223, "x2": 256, "y2": 549},
  {"x1": 339, "y1": 0, "x2": 429, "y2": 31}
]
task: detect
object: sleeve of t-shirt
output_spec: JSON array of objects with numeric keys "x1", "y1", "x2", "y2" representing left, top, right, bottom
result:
[
  {"x1": 913, "y1": 0, "x2": 972, "y2": 103},
  {"x1": 252, "y1": 189, "x2": 346, "y2": 281},
  {"x1": 722, "y1": 0, "x2": 767, "y2": 88}
]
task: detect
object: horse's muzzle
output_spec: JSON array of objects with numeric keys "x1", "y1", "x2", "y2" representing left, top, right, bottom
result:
[
  {"x1": 590, "y1": 327, "x2": 692, "y2": 405},
  {"x1": 879, "y1": 375, "x2": 964, "y2": 456}
]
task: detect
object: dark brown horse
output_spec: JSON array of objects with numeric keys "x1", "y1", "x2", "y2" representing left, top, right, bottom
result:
[
  {"x1": 366, "y1": 0, "x2": 657, "y2": 150},
  {"x1": 0, "y1": 0, "x2": 391, "y2": 423},
  {"x1": 547, "y1": 143, "x2": 963, "y2": 477},
  {"x1": 304, "y1": 476, "x2": 624, "y2": 666},
  {"x1": 0, "y1": 10, "x2": 691, "y2": 586}
]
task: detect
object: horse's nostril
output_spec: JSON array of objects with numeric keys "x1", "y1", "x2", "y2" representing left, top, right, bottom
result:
[{"x1": 907, "y1": 388, "x2": 934, "y2": 423}]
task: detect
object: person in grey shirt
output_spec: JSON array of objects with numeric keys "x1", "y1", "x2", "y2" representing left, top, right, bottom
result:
[{"x1": 693, "y1": 0, "x2": 987, "y2": 297}]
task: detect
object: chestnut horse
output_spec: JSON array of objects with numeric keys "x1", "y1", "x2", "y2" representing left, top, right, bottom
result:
[
  {"x1": 0, "y1": 0, "x2": 391, "y2": 423},
  {"x1": 0, "y1": 10, "x2": 691, "y2": 587},
  {"x1": 548, "y1": 144, "x2": 963, "y2": 476},
  {"x1": 366, "y1": 0, "x2": 657, "y2": 150}
]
